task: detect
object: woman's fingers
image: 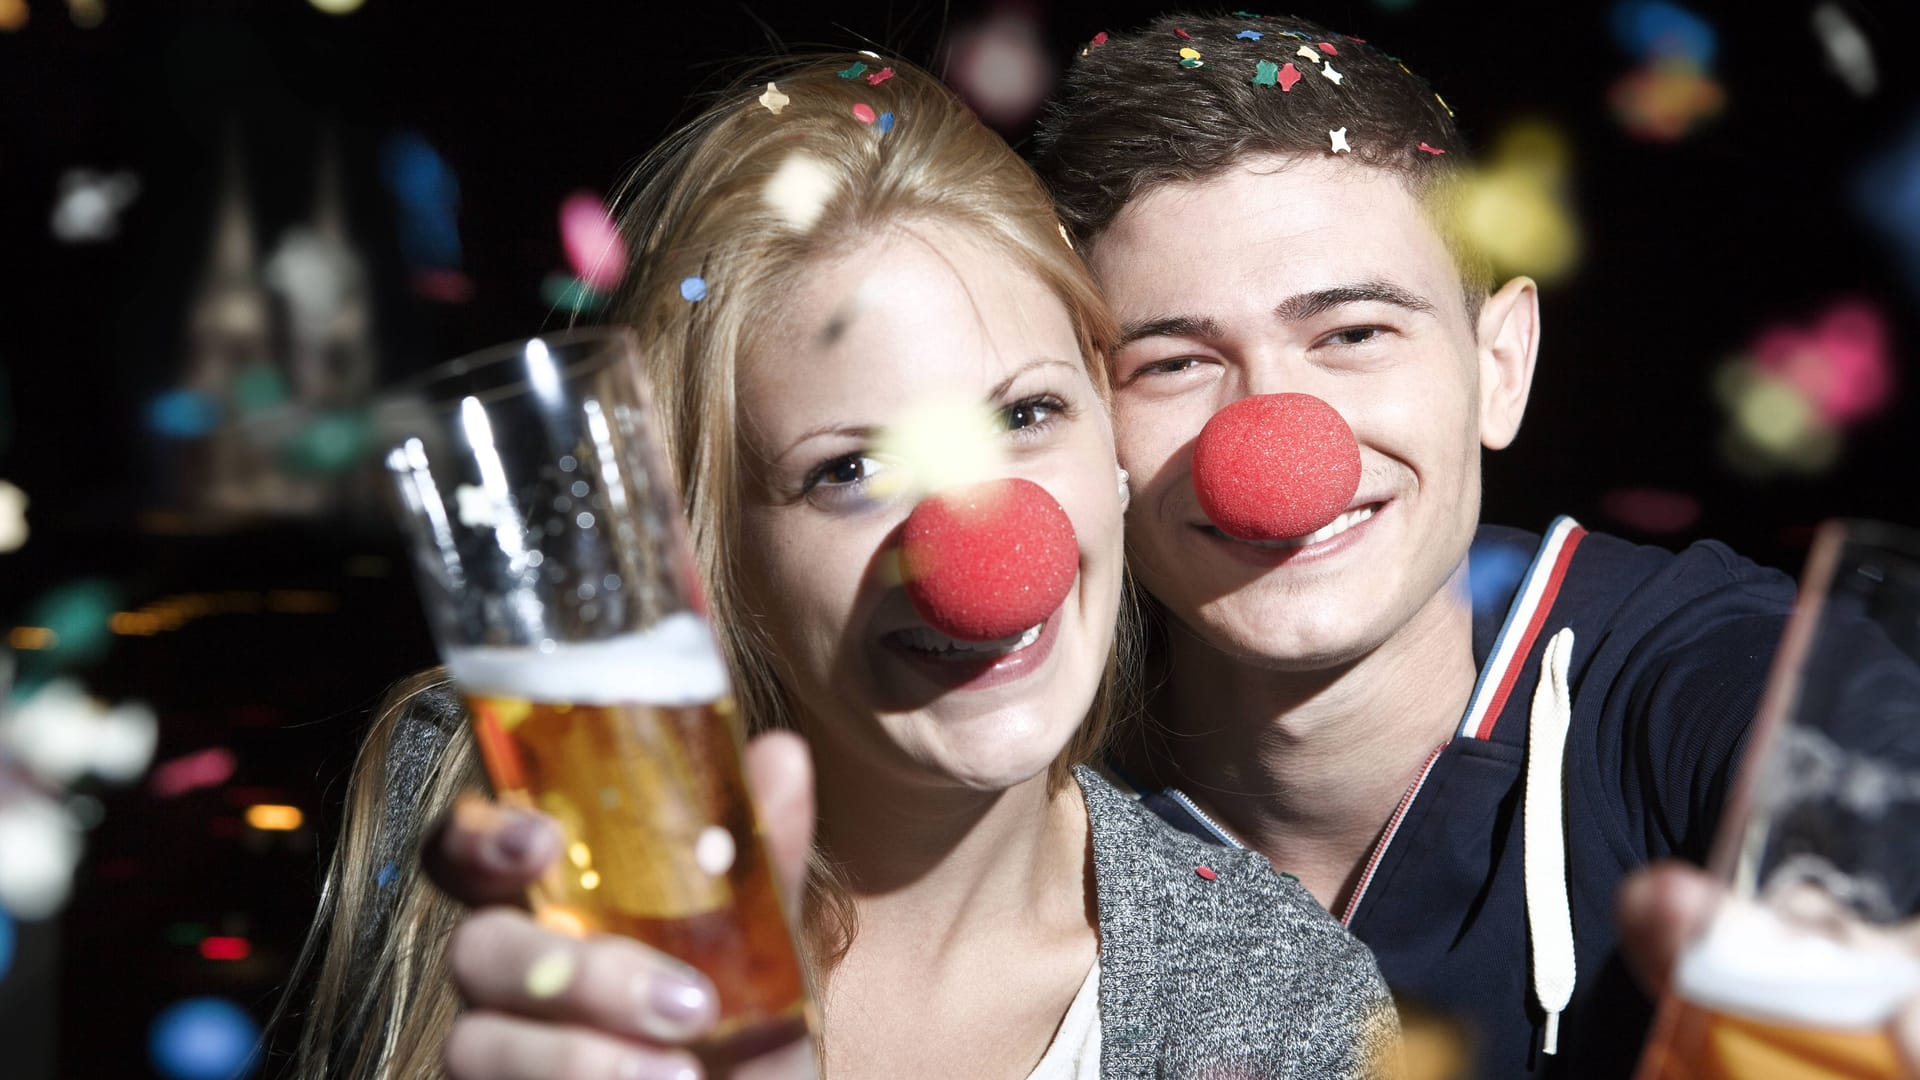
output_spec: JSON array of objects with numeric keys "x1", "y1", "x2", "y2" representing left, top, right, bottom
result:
[
  {"x1": 444, "y1": 1011, "x2": 703, "y2": 1080},
  {"x1": 742, "y1": 730, "x2": 815, "y2": 915},
  {"x1": 424, "y1": 794, "x2": 566, "y2": 908},
  {"x1": 1614, "y1": 861, "x2": 1720, "y2": 999},
  {"x1": 447, "y1": 908, "x2": 719, "y2": 1044}
]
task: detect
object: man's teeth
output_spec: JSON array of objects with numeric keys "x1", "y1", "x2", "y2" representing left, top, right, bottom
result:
[
  {"x1": 1235, "y1": 505, "x2": 1376, "y2": 549},
  {"x1": 896, "y1": 622, "x2": 1044, "y2": 658}
]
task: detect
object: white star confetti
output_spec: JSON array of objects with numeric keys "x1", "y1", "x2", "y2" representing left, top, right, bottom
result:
[
  {"x1": 1321, "y1": 63, "x2": 1344, "y2": 85},
  {"x1": 1330, "y1": 128, "x2": 1352, "y2": 154},
  {"x1": 763, "y1": 153, "x2": 838, "y2": 232},
  {"x1": 758, "y1": 81, "x2": 790, "y2": 115}
]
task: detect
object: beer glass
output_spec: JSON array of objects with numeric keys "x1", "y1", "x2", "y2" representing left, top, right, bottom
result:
[
  {"x1": 1636, "y1": 520, "x2": 1920, "y2": 1080},
  {"x1": 376, "y1": 329, "x2": 812, "y2": 1067}
]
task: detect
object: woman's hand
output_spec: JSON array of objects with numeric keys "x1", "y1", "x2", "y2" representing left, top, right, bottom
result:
[{"x1": 424, "y1": 731, "x2": 816, "y2": 1080}]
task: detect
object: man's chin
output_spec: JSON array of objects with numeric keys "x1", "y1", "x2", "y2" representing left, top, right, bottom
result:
[{"x1": 1177, "y1": 607, "x2": 1382, "y2": 673}]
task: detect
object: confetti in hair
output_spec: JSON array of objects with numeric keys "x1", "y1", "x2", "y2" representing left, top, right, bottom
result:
[
  {"x1": 867, "y1": 66, "x2": 895, "y2": 86},
  {"x1": 852, "y1": 102, "x2": 877, "y2": 124},
  {"x1": 679, "y1": 276, "x2": 708, "y2": 302},
  {"x1": 1278, "y1": 62, "x2": 1303, "y2": 91},
  {"x1": 1419, "y1": 142, "x2": 1447, "y2": 155},
  {"x1": 1238, "y1": 30, "x2": 1262, "y2": 41},
  {"x1": 837, "y1": 61, "x2": 869, "y2": 80},
  {"x1": 763, "y1": 153, "x2": 838, "y2": 231},
  {"x1": 877, "y1": 111, "x2": 897, "y2": 134},
  {"x1": 1253, "y1": 60, "x2": 1279, "y2": 87},
  {"x1": 758, "y1": 82, "x2": 790, "y2": 115}
]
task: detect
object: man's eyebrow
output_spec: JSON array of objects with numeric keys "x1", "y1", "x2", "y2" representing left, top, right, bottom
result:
[
  {"x1": 1273, "y1": 281, "x2": 1437, "y2": 323},
  {"x1": 1116, "y1": 315, "x2": 1227, "y2": 349}
]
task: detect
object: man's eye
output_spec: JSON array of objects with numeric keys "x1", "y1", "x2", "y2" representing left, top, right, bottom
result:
[
  {"x1": 1144, "y1": 357, "x2": 1200, "y2": 375},
  {"x1": 1327, "y1": 327, "x2": 1382, "y2": 346}
]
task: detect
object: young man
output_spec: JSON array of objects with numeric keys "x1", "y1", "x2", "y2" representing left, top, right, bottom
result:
[{"x1": 1031, "y1": 13, "x2": 1798, "y2": 1077}]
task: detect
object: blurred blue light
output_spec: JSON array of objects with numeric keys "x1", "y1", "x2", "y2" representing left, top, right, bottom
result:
[
  {"x1": 1468, "y1": 540, "x2": 1531, "y2": 615},
  {"x1": 380, "y1": 132, "x2": 463, "y2": 272},
  {"x1": 1857, "y1": 112, "x2": 1920, "y2": 294},
  {"x1": 0, "y1": 908, "x2": 14, "y2": 983},
  {"x1": 1611, "y1": 1, "x2": 1717, "y2": 66},
  {"x1": 148, "y1": 997, "x2": 261, "y2": 1080},
  {"x1": 148, "y1": 389, "x2": 222, "y2": 438}
]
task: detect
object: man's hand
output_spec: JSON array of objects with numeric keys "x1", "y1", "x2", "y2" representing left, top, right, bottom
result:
[
  {"x1": 424, "y1": 731, "x2": 817, "y2": 1080},
  {"x1": 1617, "y1": 861, "x2": 1920, "y2": 1075}
]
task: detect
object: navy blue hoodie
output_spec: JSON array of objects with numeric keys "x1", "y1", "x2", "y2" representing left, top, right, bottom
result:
[{"x1": 1120, "y1": 518, "x2": 1801, "y2": 1078}]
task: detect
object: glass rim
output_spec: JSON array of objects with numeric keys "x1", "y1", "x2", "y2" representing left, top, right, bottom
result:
[{"x1": 374, "y1": 326, "x2": 640, "y2": 415}]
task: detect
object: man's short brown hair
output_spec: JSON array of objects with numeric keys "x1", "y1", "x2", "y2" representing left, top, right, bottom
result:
[{"x1": 1033, "y1": 12, "x2": 1473, "y2": 259}]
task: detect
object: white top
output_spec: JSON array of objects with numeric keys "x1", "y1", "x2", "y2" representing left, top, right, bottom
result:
[{"x1": 1025, "y1": 960, "x2": 1102, "y2": 1080}]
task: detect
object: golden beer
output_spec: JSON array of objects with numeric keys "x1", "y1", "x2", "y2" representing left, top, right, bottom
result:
[
  {"x1": 1636, "y1": 902, "x2": 1918, "y2": 1080},
  {"x1": 449, "y1": 619, "x2": 811, "y2": 1066}
]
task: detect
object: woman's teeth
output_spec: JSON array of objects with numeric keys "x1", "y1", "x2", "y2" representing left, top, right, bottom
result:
[
  {"x1": 1223, "y1": 505, "x2": 1377, "y2": 549},
  {"x1": 895, "y1": 622, "x2": 1044, "y2": 660}
]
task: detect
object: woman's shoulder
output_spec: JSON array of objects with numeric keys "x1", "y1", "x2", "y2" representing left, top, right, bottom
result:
[{"x1": 1074, "y1": 765, "x2": 1397, "y2": 1078}]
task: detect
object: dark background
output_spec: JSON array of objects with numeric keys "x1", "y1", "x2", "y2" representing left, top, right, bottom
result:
[{"x1": 2, "y1": 0, "x2": 1917, "y2": 1075}]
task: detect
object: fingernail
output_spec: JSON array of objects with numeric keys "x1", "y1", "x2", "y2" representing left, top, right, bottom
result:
[
  {"x1": 637, "y1": 968, "x2": 714, "y2": 1039},
  {"x1": 493, "y1": 813, "x2": 551, "y2": 868},
  {"x1": 619, "y1": 1054, "x2": 700, "y2": 1080}
]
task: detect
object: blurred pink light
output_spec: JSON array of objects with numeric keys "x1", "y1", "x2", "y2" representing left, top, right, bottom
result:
[
  {"x1": 150, "y1": 747, "x2": 237, "y2": 798},
  {"x1": 1749, "y1": 299, "x2": 1893, "y2": 426},
  {"x1": 559, "y1": 193, "x2": 627, "y2": 293},
  {"x1": 1600, "y1": 487, "x2": 1702, "y2": 534}
]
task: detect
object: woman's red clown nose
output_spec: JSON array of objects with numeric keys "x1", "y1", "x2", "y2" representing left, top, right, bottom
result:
[
  {"x1": 1191, "y1": 393, "x2": 1362, "y2": 542},
  {"x1": 899, "y1": 478, "x2": 1079, "y2": 642}
]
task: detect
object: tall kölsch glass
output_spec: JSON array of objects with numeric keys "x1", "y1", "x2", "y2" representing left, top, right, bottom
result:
[
  {"x1": 1636, "y1": 520, "x2": 1920, "y2": 1080},
  {"x1": 377, "y1": 329, "x2": 812, "y2": 1070}
]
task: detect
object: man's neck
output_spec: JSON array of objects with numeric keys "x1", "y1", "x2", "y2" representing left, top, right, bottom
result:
[{"x1": 1142, "y1": 575, "x2": 1478, "y2": 913}]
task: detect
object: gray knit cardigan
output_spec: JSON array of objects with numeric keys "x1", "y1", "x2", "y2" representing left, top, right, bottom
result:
[{"x1": 1076, "y1": 765, "x2": 1398, "y2": 1078}]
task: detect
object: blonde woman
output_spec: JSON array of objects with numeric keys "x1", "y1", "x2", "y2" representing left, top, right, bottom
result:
[{"x1": 282, "y1": 55, "x2": 1397, "y2": 1080}]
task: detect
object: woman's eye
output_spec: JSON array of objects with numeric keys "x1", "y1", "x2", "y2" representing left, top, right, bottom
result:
[
  {"x1": 809, "y1": 454, "x2": 885, "y2": 490},
  {"x1": 1002, "y1": 396, "x2": 1059, "y2": 432}
]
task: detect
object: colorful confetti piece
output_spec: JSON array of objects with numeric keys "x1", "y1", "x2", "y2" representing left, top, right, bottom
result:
[
  {"x1": 1090, "y1": 30, "x2": 1108, "y2": 48},
  {"x1": 680, "y1": 276, "x2": 708, "y2": 302},
  {"x1": 1179, "y1": 46, "x2": 1201, "y2": 60},
  {"x1": 852, "y1": 102, "x2": 877, "y2": 123},
  {"x1": 867, "y1": 66, "x2": 895, "y2": 86},
  {"x1": 1196, "y1": 865, "x2": 1218, "y2": 881},
  {"x1": 877, "y1": 111, "x2": 896, "y2": 134},
  {"x1": 1278, "y1": 62, "x2": 1303, "y2": 91},
  {"x1": 1320, "y1": 62, "x2": 1344, "y2": 85},
  {"x1": 558, "y1": 192, "x2": 627, "y2": 292},
  {"x1": 1419, "y1": 142, "x2": 1447, "y2": 154},
  {"x1": 1253, "y1": 60, "x2": 1279, "y2": 87},
  {"x1": 1175, "y1": 27, "x2": 1192, "y2": 39},
  {"x1": 1238, "y1": 30, "x2": 1263, "y2": 40},
  {"x1": 1330, "y1": 127, "x2": 1351, "y2": 154},
  {"x1": 1295, "y1": 44, "x2": 1321, "y2": 64},
  {"x1": 837, "y1": 61, "x2": 869, "y2": 80},
  {"x1": 1317, "y1": 41, "x2": 1338, "y2": 54},
  {"x1": 758, "y1": 82, "x2": 790, "y2": 115}
]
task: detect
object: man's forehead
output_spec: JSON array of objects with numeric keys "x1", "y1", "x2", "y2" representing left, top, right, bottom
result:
[{"x1": 1100, "y1": 154, "x2": 1429, "y2": 244}]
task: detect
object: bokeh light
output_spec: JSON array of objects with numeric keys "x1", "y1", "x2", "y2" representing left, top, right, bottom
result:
[
  {"x1": 1712, "y1": 300, "x2": 1895, "y2": 476},
  {"x1": 1442, "y1": 120, "x2": 1582, "y2": 282},
  {"x1": 1609, "y1": 58, "x2": 1725, "y2": 142},
  {"x1": 150, "y1": 747, "x2": 238, "y2": 798},
  {"x1": 1856, "y1": 113, "x2": 1920, "y2": 295},
  {"x1": 243, "y1": 804, "x2": 302, "y2": 831},
  {"x1": 558, "y1": 192, "x2": 627, "y2": 293},
  {"x1": 0, "y1": 479, "x2": 26, "y2": 553},
  {"x1": 0, "y1": 0, "x2": 27, "y2": 32},
  {"x1": 1600, "y1": 488, "x2": 1702, "y2": 534},
  {"x1": 147, "y1": 389, "x2": 222, "y2": 438},
  {"x1": 24, "y1": 579, "x2": 121, "y2": 668},
  {"x1": 944, "y1": 7, "x2": 1054, "y2": 131},
  {"x1": 305, "y1": 0, "x2": 365, "y2": 14},
  {"x1": 1610, "y1": 1, "x2": 1716, "y2": 66},
  {"x1": 148, "y1": 997, "x2": 261, "y2": 1080},
  {"x1": 0, "y1": 907, "x2": 14, "y2": 982},
  {"x1": 379, "y1": 132, "x2": 469, "y2": 302},
  {"x1": 50, "y1": 169, "x2": 140, "y2": 243}
]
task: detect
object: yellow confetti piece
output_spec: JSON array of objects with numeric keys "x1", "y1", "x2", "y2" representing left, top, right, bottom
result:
[
  {"x1": 525, "y1": 948, "x2": 576, "y2": 999},
  {"x1": 1179, "y1": 46, "x2": 1201, "y2": 60},
  {"x1": 758, "y1": 81, "x2": 790, "y2": 115}
]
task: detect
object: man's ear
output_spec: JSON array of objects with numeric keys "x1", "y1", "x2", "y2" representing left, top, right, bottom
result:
[{"x1": 1476, "y1": 276, "x2": 1541, "y2": 451}]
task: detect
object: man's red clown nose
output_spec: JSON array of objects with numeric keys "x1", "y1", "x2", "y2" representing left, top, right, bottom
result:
[
  {"x1": 899, "y1": 478, "x2": 1079, "y2": 642},
  {"x1": 1191, "y1": 393, "x2": 1362, "y2": 542}
]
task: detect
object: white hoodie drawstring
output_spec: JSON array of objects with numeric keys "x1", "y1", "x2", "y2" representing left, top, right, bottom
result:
[{"x1": 1524, "y1": 627, "x2": 1577, "y2": 1055}]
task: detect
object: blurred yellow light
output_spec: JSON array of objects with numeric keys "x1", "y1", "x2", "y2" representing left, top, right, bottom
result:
[
  {"x1": 579, "y1": 870, "x2": 601, "y2": 890},
  {"x1": 245, "y1": 804, "x2": 304, "y2": 831},
  {"x1": 307, "y1": 0, "x2": 366, "y2": 13},
  {"x1": 537, "y1": 906, "x2": 590, "y2": 938},
  {"x1": 0, "y1": 0, "x2": 27, "y2": 33},
  {"x1": 567, "y1": 841, "x2": 591, "y2": 868},
  {"x1": 8, "y1": 626, "x2": 56, "y2": 650}
]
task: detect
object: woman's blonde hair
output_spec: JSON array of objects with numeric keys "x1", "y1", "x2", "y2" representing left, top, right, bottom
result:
[
  {"x1": 606, "y1": 54, "x2": 1129, "y2": 971},
  {"x1": 272, "y1": 53, "x2": 1135, "y2": 1077}
]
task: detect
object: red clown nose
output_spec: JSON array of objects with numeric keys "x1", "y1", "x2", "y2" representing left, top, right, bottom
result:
[
  {"x1": 1191, "y1": 393, "x2": 1362, "y2": 542},
  {"x1": 899, "y1": 478, "x2": 1079, "y2": 642}
]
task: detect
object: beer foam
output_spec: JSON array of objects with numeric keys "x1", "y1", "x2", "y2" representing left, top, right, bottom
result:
[
  {"x1": 444, "y1": 612, "x2": 730, "y2": 705},
  {"x1": 1674, "y1": 899, "x2": 1920, "y2": 1029}
]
